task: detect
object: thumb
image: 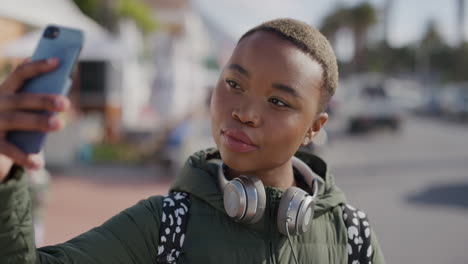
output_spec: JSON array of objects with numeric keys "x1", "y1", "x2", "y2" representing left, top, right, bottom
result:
[
  {"x1": 27, "y1": 153, "x2": 45, "y2": 171},
  {"x1": 1, "y1": 58, "x2": 59, "y2": 94}
]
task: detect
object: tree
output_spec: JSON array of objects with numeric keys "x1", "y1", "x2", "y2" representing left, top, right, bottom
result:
[
  {"x1": 320, "y1": 3, "x2": 377, "y2": 72},
  {"x1": 457, "y1": 0, "x2": 465, "y2": 46},
  {"x1": 118, "y1": 0, "x2": 158, "y2": 34},
  {"x1": 320, "y1": 6, "x2": 349, "y2": 47},
  {"x1": 383, "y1": 0, "x2": 394, "y2": 45},
  {"x1": 421, "y1": 20, "x2": 445, "y2": 51},
  {"x1": 72, "y1": 0, "x2": 157, "y2": 34},
  {"x1": 348, "y1": 2, "x2": 377, "y2": 72},
  {"x1": 417, "y1": 20, "x2": 457, "y2": 83}
]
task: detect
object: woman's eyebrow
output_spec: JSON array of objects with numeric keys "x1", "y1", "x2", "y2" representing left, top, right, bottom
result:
[
  {"x1": 272, "y1": 83, "x2": 301, "y2": 98},
  {"x1": 228, "y1": 63, "x2": 250, "y2": 77},
  {"x1": 228, "y1": 63, "x2": 301, "y2": 98}
]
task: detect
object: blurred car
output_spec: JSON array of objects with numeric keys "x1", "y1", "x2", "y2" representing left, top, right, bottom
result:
[
  {"x1": 343, "y1": 85, "x2": 402, "y2": 133},
  {"x1": 440, "y1": 83, "x2": 468, "y2": 120}
]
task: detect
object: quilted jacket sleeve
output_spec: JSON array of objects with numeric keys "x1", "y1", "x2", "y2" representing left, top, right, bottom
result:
[
  {"x1": 370, "y1": 228, "x2": 385, "y2": 264},
  {"x1": 0, "y1": 168, "x2": 164, "y2": 264}
]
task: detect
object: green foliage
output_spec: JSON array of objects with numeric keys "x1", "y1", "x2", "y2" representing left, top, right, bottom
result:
[
  {"x1": 365, "y1": 37, "x2": 468, "y2": 84},
  {"x1": 203, "y1": 56, "x2": 220, "y2": 70},
  {"x1": 117, "y1": 0, "x2": 158, "y2": 34},
  {"x1": 91, "y1": 142, "x2": 142, "y2": 164},
  {"x1": 320, "y1": 3, "x2": 377, "y2": 36},
  {"x1": 320, "y1": 2, "x2": 468, "y2": 83},
  {"x1": 421, "y1": 20, "x2": 446, "y2": 51},
  {"x1": 73, "y1": 0, "x2": 157, "y2": 34},
  {"x1": 320, "y1": 2, "x2": 377, "y2": 72},
  {"x1": 73, "y1": 0, "x2": 100, "y2": 18},
  {"x1": 349, "y1": 3, "x2": 377, "y2": 32},
  {"x1": 367, "y1": 42, "x2": 416, "y2": 74},
  {"x1": 0, "y1": 63, "x2": 13, "y2": 80},
  {"x1": 320, "y1": 6, "x2": 348, "y2": 39}
]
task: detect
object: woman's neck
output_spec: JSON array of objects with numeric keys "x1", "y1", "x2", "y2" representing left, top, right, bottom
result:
[{"x1": 226, "y1": 160, "x2": 296, "y2": 190}]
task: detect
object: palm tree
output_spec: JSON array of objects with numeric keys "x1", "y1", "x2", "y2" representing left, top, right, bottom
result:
[
  {"x1": 457, "y1": 0, "x2": 465, "y2": 46},
  {"x1": 383, "y1": 0, "x2": 394, "y2": 45},
  {"x1": 421, "y1": 20, "x2": 445, "y2": 50},
  {"x1": 320, "y1": 6, "x2": 349, "y2": 48},
  {"x1": 417, "y1": 19, "x2": 445, "y2": 83},
  {"x1": 348, "y1": 3, "x2": 377, "y2": 72}
]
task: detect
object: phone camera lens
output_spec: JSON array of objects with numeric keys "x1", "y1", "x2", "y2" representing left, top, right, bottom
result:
[{"x1": 44, "y1": 26, "x2": 60, "y2": 39}]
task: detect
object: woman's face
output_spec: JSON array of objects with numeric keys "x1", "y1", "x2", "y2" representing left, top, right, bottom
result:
[{"x1": 210, "y1": 31, "x2": 327, "y2": 174}]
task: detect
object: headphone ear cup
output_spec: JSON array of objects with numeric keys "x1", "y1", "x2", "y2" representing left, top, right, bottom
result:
[
  {"x1": 245, "y1": 175, "x2": 266, "y2": 224},
  {"x1": 277, "y1": 187, "x2": 313, "y2": 235},
  {"x1": 236, "y1": 175, "x2": 266, "y2": 224},
  {"x1": 223, "y1": 179, "x2": 249, "y2": 221},
  {"x1": 223, "y1": 175, "x2": 266, "y2": 224}
]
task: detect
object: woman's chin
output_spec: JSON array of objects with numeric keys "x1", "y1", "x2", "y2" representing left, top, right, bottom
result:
[{"x1": 218, "y1": 148, "x2": 259, "y2": 172}]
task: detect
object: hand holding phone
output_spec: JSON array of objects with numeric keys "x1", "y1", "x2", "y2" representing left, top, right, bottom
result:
[
  {"x1": 0, "y1": 25, "x2": 82, "y2": 180},
  {"x1": 6, "y1": 25, "x2": 83, "y2": 154},
  {"x1": 0, "y1": 59, "x2": 71, "y2": 180}
]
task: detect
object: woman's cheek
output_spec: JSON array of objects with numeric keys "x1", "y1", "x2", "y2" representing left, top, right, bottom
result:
[{"x1": 266, "y1": 117, "x2": 303, "y2": 146}]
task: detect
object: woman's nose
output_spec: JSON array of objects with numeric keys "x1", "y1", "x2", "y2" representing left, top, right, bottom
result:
[{"x1": 231, "y1": 104, "x2": 261, "y2": 127}]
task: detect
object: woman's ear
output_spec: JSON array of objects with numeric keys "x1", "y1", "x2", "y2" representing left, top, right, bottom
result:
[
  {"x1": 302, "y1": 112, "x2": 328, "y2": 146},
  {"x1": 309, "y1": 112, "x2": 328, "y2": 139}
]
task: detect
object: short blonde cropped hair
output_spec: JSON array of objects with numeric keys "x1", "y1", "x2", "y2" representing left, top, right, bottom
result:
[{"x1": 239, "y1": 18, "x2": 338, "y2": 112}]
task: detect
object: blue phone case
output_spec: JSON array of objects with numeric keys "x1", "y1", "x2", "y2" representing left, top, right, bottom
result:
[{"x1": 6, "y1": 25, "x2": 84, "y2": 154}]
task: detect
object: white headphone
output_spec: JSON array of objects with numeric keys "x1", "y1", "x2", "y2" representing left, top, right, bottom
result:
[{"x1": 218, "y1": 156, "x2": 319, "y2": 236}]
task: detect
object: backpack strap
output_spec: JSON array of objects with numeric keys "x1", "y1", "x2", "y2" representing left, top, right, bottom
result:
[
  {"x1": 155, "y1": 193, "x2": 372, "y2": 263},
  {"x1": 342, "y1": 204, "x2": 373, "y2": 264},
  {"x1": 156, "y1": 191, "x2": 191, "y2": 264}
]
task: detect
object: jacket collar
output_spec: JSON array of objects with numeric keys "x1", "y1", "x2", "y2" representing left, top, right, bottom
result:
[{"x1": 170, "y1": 148, "x2": 347, "y2": 229}]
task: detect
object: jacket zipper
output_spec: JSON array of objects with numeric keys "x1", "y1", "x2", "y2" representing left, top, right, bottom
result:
[
  {"x1": 269, "y1": 242, "x2": 276, "y2": 264},
  {"x1": 266, "y1": 190, "x2": 276, "y2": 264}
]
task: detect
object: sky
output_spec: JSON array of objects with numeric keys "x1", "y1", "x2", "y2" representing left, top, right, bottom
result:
[{"x1": 193, "y1": 0, "x2": 466, "y2": 48}]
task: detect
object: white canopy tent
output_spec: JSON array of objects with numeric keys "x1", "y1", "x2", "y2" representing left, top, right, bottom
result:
[
  {"x1": 0, "y1": 29, "x2": 124, "y2": 61},
  {"x1": 0, "y1": 0, "x2": 124, "y2": 60},
  {"x1": 0, "y1": 0, "x2": 156, "y2": 135}
]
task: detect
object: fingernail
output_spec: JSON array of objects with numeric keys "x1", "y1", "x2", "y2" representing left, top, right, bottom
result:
[
  {"x1": 48, "y1": 117, "x2": 60, "y2": 129},
  {"x1": 55, "y1": 98, "x2": 64, "y2": 110},
  {"x1": 29, "y1": 156, "x2": 43, "y2": 170},
  {"x1": 28, "y1": 163, "x2": 42, "y2": 171},
  {"x1": 47, "y1": 58, "x2": 59, "y2": 65}
]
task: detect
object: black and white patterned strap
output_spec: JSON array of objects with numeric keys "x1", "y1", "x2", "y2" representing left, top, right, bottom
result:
[
  {"x1": 155, "y1": 192, "x2": 372, "y2": 264},
  {"x1": 342, "y1": 204, "x2": 373, "y2": 264},
  {"x1": 156, "y1": 192, "x2": 190, "y2": 264}
]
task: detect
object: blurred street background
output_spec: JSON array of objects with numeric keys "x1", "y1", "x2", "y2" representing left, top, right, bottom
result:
[{"x1": 1, "y1": 0, "x2": 467, "y2": 263}]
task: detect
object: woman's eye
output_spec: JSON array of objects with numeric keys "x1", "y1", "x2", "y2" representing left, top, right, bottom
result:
[
  {"x1": 225, "y1": 79, "x2": 241, "y2": 89},
  {"x1": 269, "y1": 97, "x2": 289, "y2": 107}
]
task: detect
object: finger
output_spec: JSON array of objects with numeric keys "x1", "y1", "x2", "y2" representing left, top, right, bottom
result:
[
  {"x1": 26, "y1": 153, "x2": 45, "y2": 170},
  {"x1": 2, "y1": 58, "x2": 59, "y2": 94},
  {"x1": 0, "y1": 112, "x2": 62, "y2": 132},
  {"x1": 21, "y1": 57, "x2": 32, "y2": 65},
  {"x1": 0, "y1": 141, "x2": 43, "y2": 170},
  {"x1": 0, "y1": 94, "x2": 70, "y2": 112}
]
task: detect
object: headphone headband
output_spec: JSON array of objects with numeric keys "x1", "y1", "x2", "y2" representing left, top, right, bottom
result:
[
  {"x1": 217, "y1": 156, "x2": 319, "y2": 229},
  {"x1": 218, "y1": 156, "x2": 319, "y2": 195}
]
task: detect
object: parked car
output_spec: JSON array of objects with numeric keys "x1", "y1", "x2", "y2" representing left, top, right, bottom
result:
[
  {"x1": 343, "y1": 85, "x2": 402, "y2": 133},
  {"x1": 439, "y1": 83, "x2": 468, "y2": 120}
]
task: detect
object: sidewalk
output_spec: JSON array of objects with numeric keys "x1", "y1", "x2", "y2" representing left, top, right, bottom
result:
[{"x1": 41, "y1": 164, "x2": 172, "y2": 246}]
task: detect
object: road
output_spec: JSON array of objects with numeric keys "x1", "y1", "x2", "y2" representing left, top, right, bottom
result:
[
  {"x1": 320, "y1": 115, "x2": 468, "y2": 264},
  {"x1": 40, "y1": 114, "x2": 468, "y2": 263}
]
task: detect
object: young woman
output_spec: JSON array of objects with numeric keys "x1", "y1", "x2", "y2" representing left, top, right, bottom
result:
[{"x1": 0, "y1": 18, "x2": 384, "y2": 263}]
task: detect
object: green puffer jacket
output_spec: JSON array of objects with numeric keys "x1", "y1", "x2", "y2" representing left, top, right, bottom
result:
[{"x1": 0, "y1": 149, "x2": 384, "y2": 263}]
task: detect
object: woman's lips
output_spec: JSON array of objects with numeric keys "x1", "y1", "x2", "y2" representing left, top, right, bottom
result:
[{"x1": 221, "y1": 128, "x2": 258, "y2": 153}]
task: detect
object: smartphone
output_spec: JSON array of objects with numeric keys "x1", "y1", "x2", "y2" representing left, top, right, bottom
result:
[{"x1": 6, "y1": 25, "x2": 84, "y2": 154}]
